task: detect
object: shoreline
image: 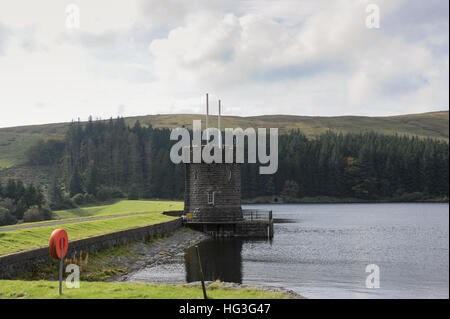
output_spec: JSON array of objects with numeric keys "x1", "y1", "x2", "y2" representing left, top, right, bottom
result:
[
  {"x1": 12, "y1": 227, "x2": 303, "y2": 298},
  {"x1": 109, "y1": 228, "x2": 304, "y2": 299},
  {"x1": 111, "y1": 228, "x2": 209, "y2": 282},
  {"x1": 242, "y1": 197, "x2": 449, "y2": 204},
  {"x1": 182, "y1": 281, "x2": 304, "y2": 299}
]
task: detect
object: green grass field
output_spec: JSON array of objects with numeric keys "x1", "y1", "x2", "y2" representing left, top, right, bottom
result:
[
  {"x1": 53, "y1": 200, "x2": 183, "y2": 219},
  {"x1": 0, "y1": 200, "x2": 184, "y2": 229},
  {"x1": 0, "y1": 280, "x2": 291, "y2": 299},
  {"x1": 0, "y1": 212, "x2": 175, "y2": 256}
]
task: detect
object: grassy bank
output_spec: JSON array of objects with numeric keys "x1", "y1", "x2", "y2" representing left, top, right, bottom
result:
[
  {"x1": 54, "y1": 200, "x2": 184, "y2": 219},
  {"x1": 17, "y1": 236, "x2": 164, "y2": 281},
  {"x1": 0, "y1": 199, "x2": 184, "y2": 230},
  {"x1": 0, "y1": 280, "x2": 291, "y2": 299},
  {"x1": 0, "y1": 213, "x2": 175, "y2": 256}
]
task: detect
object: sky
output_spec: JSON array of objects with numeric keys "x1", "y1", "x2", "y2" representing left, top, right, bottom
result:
[{"x1": 0, "y1": 0, "x2": 448, "y2": 128}]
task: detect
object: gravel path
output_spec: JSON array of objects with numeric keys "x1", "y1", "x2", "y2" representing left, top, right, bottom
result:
[{"x1": 0, "y1": 211, "x2": 160, "y2": 232}]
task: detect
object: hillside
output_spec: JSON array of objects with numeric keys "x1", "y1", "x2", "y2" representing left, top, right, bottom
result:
[{"x1": 0, "y1": 110, "x2": 448, "y2": 171}]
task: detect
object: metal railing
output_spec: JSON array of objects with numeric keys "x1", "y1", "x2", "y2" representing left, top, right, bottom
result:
[{"x1": 242, "y1": 209, "x2": 272, "y2": 221}]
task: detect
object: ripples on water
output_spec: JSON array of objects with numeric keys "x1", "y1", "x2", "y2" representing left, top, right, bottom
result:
[{"x1": 127, "y1": 203, "x2": 449, "y2": 299}]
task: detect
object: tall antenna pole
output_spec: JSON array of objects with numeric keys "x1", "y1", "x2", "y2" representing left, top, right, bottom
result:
[
  {"x1": 218, "y1": 99, "x2": 222, "y2": 149},
  {"x1": 206, "y1": 93, "x2": 209, "y2": 131}
]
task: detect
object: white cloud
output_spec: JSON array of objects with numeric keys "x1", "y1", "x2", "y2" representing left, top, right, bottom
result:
[
  {"x1": 0, "y1": 22, "x2": 10, "y2": 55},
  {"x1": 0, "y1": 0, "x2": 448, "y2": 128},
  {"x1": 148, "y1": 0, "x2": 448, "y2": 115}
]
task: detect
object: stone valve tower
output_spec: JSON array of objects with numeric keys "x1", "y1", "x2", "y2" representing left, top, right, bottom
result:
[
  {"x1": 183, "y1": 94, "x2": 273, "y2": 238},
  {"x1": 184, "y1": 154, "x2": 243, "y2": 223},
  {"x1": 184, "y1": 94, "x2": 243, "y2": 222}
]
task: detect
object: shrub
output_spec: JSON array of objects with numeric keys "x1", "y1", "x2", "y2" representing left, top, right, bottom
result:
[
  {"x1": 50, "y1": 194, "x2": 76, "y2": 210},
  {"x1": 96, "y1": 186, "x2": 113, "y2": 201},
  {"x1": 94, "y1": 186, "x2": 125, "y2": 201},
  {"x1": 26, "y1": 138, "x2": 65, "y2": 166},
  {"x1": 128, "y1": 185, "x2": 140, "y2": 200},
  {"x1": 111, "y1": 188, "x2": 125, "y2": 199},
  {"x1": 23, "y1": 206, "x2": 43, "y2": 222},
  {"x1": 84, "y1": 193, "x2": 96, "y2": 204},
  {"x1": 39, "y1": 205, "x2": 53, "y2": 220},
  {"x1": 72, "y1": 193, "x2": 85, "y2": 206},
  {"x1": 0, "y1": 198, "x2": 16, "y2": 213},
  {"x1": 393, "y1": 192, "x2": 426, "y2": 202},
  {"x1": 23, "y1": 205, "x2": 53, "y2": 222},
  {"x1": 14, "y1": 197, "x2": 28, "y2": 221},
  {"x1": 62, "y1": 193, "x2": 77, "y2": 209},
  {"x1": 0, "y1": 207, "x2": 17, "y2": 226},
  {"x1": 281, "y1": 180, "x2": 300, "y2": 198}
]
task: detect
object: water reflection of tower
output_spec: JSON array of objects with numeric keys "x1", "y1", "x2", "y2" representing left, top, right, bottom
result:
[{"x1": 185, "y1": 239, "x2": 243, "y2": 283}]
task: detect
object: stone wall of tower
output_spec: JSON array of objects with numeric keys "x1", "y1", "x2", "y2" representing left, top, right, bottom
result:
[{"x1": 184, "y1": 162, "x2": 242, "y2": 222}]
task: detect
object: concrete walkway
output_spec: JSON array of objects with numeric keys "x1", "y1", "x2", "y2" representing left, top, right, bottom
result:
[{"x1": 0, "y1": 211, "x2": 160, "y2": 232}]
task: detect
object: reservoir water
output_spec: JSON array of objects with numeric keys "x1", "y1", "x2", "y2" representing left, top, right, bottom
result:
[{"x1": 128, "y1": 203, "x2": 449, "y2": 298}]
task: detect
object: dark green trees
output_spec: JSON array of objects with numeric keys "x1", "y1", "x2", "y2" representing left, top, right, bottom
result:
[
  {"x1": 61, "y1": 118, "x2": 182, "y2": 201},
  {"x1": 38, "y1": 117, "x2": 449, "y2": 203},
  {"x1": 26, "y1": 138, "x2": 65, "y2": 166},
  {"x1": 69, "y1": 168, "x2": 83, "y2": 196},
  {"x1": 0, "y1": 179, "x2": 50, "y2": 226},
  {"x1": 250, "y1": 130, "x2": 449, "y2": 200}
]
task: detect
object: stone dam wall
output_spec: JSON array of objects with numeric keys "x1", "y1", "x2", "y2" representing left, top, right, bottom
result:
[
  {"x1": 0, "y1": 218, "x2": 182, "y2": 279},
  {"x1": 187, "y1": 220, "x2": 274, "y2": 238},
  {"x1": 235, "y1": 220, "x2": 274, "y2": 238}
]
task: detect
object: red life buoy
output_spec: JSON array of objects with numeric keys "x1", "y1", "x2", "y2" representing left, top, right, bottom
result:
[{"x1": 49, "y1": 229, "x2": 68, "y2": 259}]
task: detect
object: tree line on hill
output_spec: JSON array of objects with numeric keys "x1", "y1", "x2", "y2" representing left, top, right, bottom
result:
[
  {"x1": 23, "y1": 117, "x2": 449, "y2": 211},
  {"x1": 243, "y1": 130, "x2": 448, "y2": 200}
]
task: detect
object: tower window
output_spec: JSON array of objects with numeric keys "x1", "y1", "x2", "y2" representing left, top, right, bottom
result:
[{"x1": 207, "y1": 191, "x2": 214, "y2": 205}]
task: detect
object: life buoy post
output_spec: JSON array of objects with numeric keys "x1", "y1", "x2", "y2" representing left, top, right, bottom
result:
[{"x1": 49, "y1": 229, "x2": 69, "y2": 295}]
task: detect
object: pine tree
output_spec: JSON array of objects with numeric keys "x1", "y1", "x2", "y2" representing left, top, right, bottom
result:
[
  {"x1": 85, "y1": 164, "x2": 99, "y2": 196},
  {"x1": 69, "y1": 167, "x2": 83, "y2": 196},
  {"x1": 15, "y1": 197, "x2": 28, "y2": 220},
  {"x1": 53, "y1": 117, "x2": 448, "y2": 202},
  {"x1": 49, "y1": 176, "x2": 64, "y2": 209}
]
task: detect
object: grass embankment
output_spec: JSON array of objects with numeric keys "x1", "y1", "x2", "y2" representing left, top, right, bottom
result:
[
  {"x1": 53, "y1": 200, "x2": 184, "y2": 219},
  {"x1": 18, "y1": 237, "x2": 163, "y2": 281},
  {"x1": 0, "y1": 280, "x2": 290, "y2": 299},
  {"x1": 0, "y1": 213, "x2": 175, "y2": 256},
  {"x1": 0, "y1": 199, "x2": 184, "y2": 230}
]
